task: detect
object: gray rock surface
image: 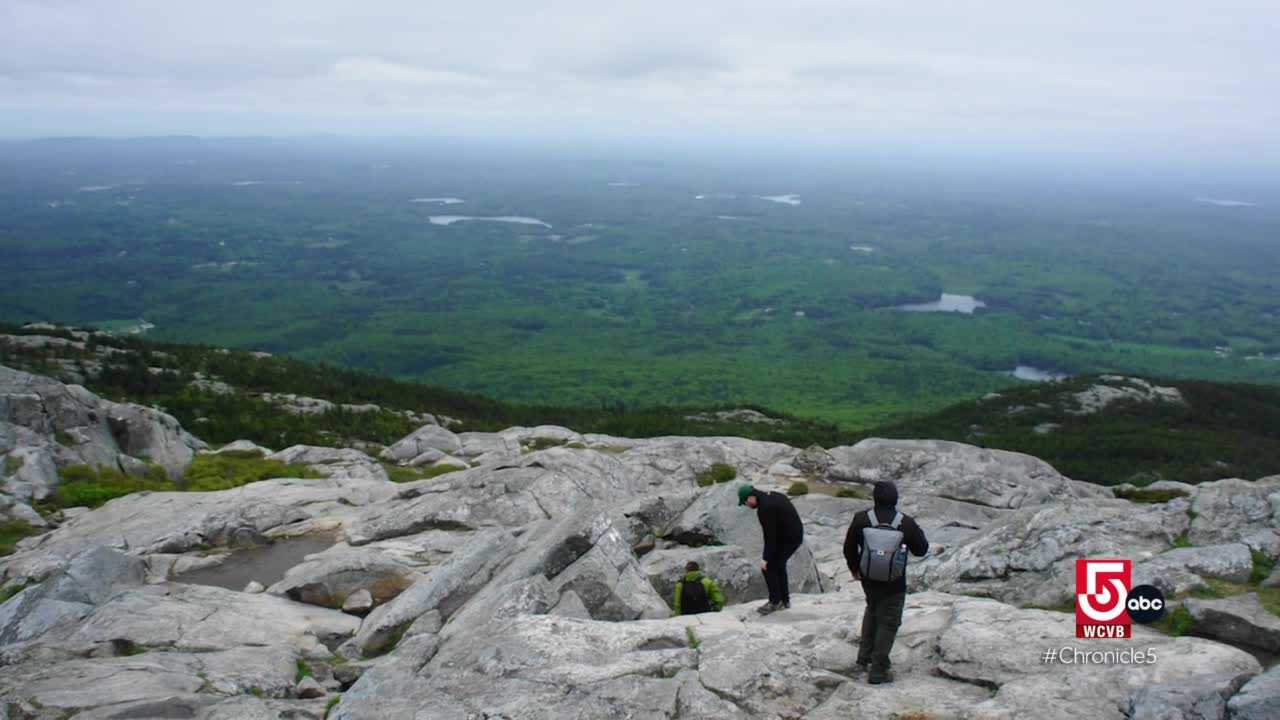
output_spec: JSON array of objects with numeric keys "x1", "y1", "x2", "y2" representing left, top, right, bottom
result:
[
  {"x1": 1128, "y1": 672, "x2": 1251, "y2": 720},
  {"x1": 827, "y1": 438, "x2": 1101, "y2": 508},
  {"x1": 343, "y1": 588, "x2": 374, "y2": 615},
  {"x1": 1, "y1": 365, "x2": 206, "y2": 495},
  {"x1": 267, "y1": 543, "x2": 422, "y2": 609},
  {"x1": 915, "y1": 498, "x2": 1188, "y2": 607},
  {"x1": 1, "y1": 368, "x2": 1276, "y2": 718},
  {"x1": 379, "y1": 424, "x2": 462, "y2": 463},
  {"x1": 342, "y1": 528, "x2": 515, "y2": 657},
  {"x1": 1184, "y1": 593, "x2": 1280, "y2": 653},
  {"x1": 1187, "y1": 476, "x2": 1280, "y2": 546},
  {"x1": 1132, "y1": 543, "x2": 1256, "y2": 596},
  {"x1": 1227, "y1": 665, "x2": 1280, "y2": 720},
  {"x1": 0, "y1": 547, "x2": 145, "y2": 645},
  {"x1": 295, "y1": 675, "x2": 326, "y2": 699},
  {"x1": 214, "y1": 439, "x2": 274, "y2": 456}
]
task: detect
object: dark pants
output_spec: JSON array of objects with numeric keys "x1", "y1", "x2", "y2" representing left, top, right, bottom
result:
[
  {"x1": 763, "y1": 544, "x2": 801, "y2": 605},
  {"x1": 857, "y1": 586, "x2": 906, "y2": 674}
]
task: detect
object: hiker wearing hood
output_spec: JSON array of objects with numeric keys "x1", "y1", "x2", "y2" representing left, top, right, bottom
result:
[
  {"x1": 673, "y1": 561, "x2": 725, "y2": 616},
  {"x1": 842, "y1": 480, "x2": 929, "y2": 685},
  {"x1": 738, "y1": 484, "x2": 805, "y2": 615}
]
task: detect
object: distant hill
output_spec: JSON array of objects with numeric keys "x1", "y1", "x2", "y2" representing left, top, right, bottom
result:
[
  {"x1": 1, "y1": 321, "x2": 1276, "y2": 486},
  {"x1": 856, "y1": 374, "x2": 1280, "y2": 485}
]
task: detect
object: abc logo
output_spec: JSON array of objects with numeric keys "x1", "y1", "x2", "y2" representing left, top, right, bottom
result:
[{"x1": 1125, "y1": 584, "x2": 1166, "y2": 624}]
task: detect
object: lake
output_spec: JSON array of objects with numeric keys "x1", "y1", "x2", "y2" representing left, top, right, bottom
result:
[
  {"x1": 410, "y1": 197, "x2": 464, "y2": 204},
  {"x1": 429, "y1": 216, "x2": 552, "y2": 228},
  {"x1": 757, "y1": 194, "x2": 801, "y2": 205},
  {"x1": 896, "y1": 294, "x2": 987, "y2": 314}
]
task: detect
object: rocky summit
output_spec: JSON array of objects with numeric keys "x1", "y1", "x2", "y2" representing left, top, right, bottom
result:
[{"x1": 2, "y1": 365, "x2": 1278, "y2": 719}]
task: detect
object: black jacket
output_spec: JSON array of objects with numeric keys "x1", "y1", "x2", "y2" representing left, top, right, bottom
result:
[
  {"x1": 756, "y1": 491, "x2": 804, "y2": 563},
  {"x1": 843, "y1": 504, "x2": 929, "y2": 594}
]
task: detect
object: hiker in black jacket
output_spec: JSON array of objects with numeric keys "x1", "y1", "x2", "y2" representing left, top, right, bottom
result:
[
  {"x1": 842, "y1": 480, "x2": 929, "y2": 685},
  {"x1": 738, "y1": 484, "x2": 804, "y2": 614}
]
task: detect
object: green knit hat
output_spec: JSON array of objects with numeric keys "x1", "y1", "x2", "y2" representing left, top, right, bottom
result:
[{"x1": 737, "y1": 484, "x2": 755, "y2": 506}]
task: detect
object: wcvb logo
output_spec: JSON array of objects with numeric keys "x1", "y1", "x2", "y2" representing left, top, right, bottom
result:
[{"x1": 1076, "y1": 559, "x2": 1133, "y2": 639}]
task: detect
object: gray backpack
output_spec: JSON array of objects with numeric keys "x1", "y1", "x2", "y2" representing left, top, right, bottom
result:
[{"x1": 858, "y1": 510, "x2": 908, "y2": 582}]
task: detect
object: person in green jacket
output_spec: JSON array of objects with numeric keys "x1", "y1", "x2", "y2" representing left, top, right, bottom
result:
[{"x1": 673, "y1": 561, "x2": 726, "y2": 615}]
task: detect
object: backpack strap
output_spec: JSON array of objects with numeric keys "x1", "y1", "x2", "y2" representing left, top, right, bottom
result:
[{"x1": 868, "y1": 509, "x2": 904, "y2": 529}]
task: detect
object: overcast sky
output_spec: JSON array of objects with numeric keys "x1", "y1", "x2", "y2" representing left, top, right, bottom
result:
[{"x1": 2, "y1": 1, "x2": 1277, "y2": 165}]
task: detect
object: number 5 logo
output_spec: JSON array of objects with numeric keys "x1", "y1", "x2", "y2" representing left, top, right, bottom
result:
[{"x1": 1077, "y1": 559, "x2": 1130, "y2": 622}]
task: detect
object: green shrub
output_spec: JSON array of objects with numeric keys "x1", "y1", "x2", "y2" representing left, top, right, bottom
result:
[
  {"x1": 1114, "y1": 486, "x2": 1189, "y2": 504},
  {"x1": 3, "y1": 454, "x2": 23, "y2": 475},
  {"x1": 0, "y1": 520, "x2": 40, "y2": 557},
  {"x1": 787, "y1": 481, "x2": 810, "y2": 496},
  {"x1": 181, "y1": 453, "x2": 321, "y2": 492},
  {"x1": 295, "y1": 659, "x2": 314, "y2": 682},
  {"x1": 695, "y1": 463, "x2": 736, "y2": 487},
  {"x1": 1250, "y1": 551, "x2": 1276, "y2": 585},
  {"x1": 1172, "y1": 534, "x2": 1192, "y2": 549},
  {"x1": 1160, "y1": 605, "x2": 1196, "y2": 637},
  {"x1": 324, "y1": 697, "x2": 341, "y2": 719},
  {"x1": 836, "y1": 486, "x2": 870, "y2": 499},
  {"x1": 49, "y1": 463, "x2": 171, "y2": 510}
]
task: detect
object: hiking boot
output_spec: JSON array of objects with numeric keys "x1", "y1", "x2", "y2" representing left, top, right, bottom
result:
[
  {"x1": 868, "y1": 669, "x2": 894, "y2": 685},
  {"x1": 782, "y1": 600, "x2": 791, "y2": 610},
  {"x1": 852, "y1": 660, "x2": 869, "y2": 675},
  {"x1": 756, "y1": 601, "x2": 781, "y2": 615}
]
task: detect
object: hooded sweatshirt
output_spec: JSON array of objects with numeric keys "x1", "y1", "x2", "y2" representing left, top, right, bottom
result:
[{"x1": 842, "y1": 493, "x2": 929, "y2": 595}]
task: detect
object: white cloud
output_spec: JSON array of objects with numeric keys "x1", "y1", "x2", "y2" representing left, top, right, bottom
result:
[{"x1": 0, "y1": 0, "x2": 1276, "y2": 163}]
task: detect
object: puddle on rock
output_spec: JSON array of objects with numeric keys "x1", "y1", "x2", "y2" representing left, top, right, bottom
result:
[{"x1": 175, "y1": 535, "x2": 335, "y2": 591}]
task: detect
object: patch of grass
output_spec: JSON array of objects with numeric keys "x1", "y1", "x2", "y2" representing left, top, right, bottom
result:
[
  {"x1": 685, "y1": 626, "x2": 700, "y2": 650},
  {"x1": 1114, "y1": 486, "x2": 1190, "y2": 504},
  {"x1": 1250, "y1": 551, "x2": 1276, "y2": 586},
  {"x1": 112, "y1": 639, "x2": 149, "y2": 656},
  {"x1": 182, "y1": 453, "x2": 321, "y2": 492},
  {"x1": 523, "y1": 437, "x2": 567, "y2": 452},
  {"x1": 787, "y1": 481, "x2": 810, "y2": 496},
  {"x1": 1153, "y1": 605, "x2": 1197, "y2": 637},
  {"x1": 325, "y1": 696, "x2": 341, "y2": 719},
  {"x1": 0, "y1": 520, "x2": 40, "y2": 557},
  {"x1": 296, "y1": 659, "x2": 314, "y2": 683},
  {"x1": 0, "y1": 580, "x2": 31, "y2": 603},
  {"x1": 694, "y1": 463, "x2": 736, "y2": 487},
  {"x1": 54, "y1": 430, "x2": 76, "y2": 447},
  {"x1": 1172, "y1": 533, "x2": 1192, "y2": 549},
  {"x1": 1188, "y1": 578, "x2": 1280, "y2": 617},
  {"x1": 4, "y1": 454, "x2": 23, "y2": 475},
  {"x1": 380, "y1": 462, "x2": 466, "y2": 483},
  {"x1": 836, "y1": 486, "x2": 870, "y2": 499}
]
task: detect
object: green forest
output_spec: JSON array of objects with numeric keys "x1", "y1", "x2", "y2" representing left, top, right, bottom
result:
[
  {"x1": 1, "y1": 138, "x2": 1278, "y2": 430},
  {"x1": 2, "y1": 323, "x2": 1277, "y2": 487}
]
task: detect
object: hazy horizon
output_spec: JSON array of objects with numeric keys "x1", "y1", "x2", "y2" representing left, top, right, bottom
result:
[{"x1": 3, "y1": 1, "x2": 1278, "y2": 171}]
